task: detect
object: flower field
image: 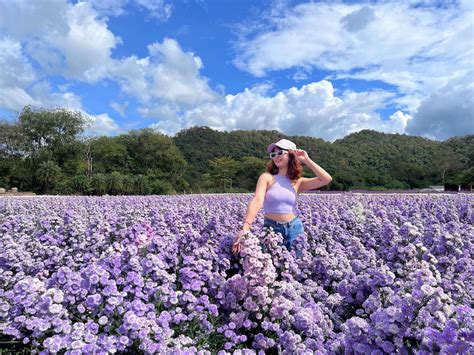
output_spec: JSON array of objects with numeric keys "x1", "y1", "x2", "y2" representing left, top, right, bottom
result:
[{"x1": 0, "y1": 193, "x2": 473, "y2": 354}]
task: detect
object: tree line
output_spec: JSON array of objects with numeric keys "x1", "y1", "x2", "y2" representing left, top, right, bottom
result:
[{"x1": 1, "y1": 106, "x2": 472, "y2": 195}]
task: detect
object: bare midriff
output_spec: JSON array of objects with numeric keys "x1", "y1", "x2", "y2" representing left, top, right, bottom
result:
[{"x1": 264, "y1": 212, "x2": 297, "y2": 222}]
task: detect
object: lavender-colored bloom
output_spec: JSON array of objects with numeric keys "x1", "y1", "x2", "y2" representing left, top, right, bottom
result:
[
  {"x1": 1, "y1": 193, "x2": 472, "y2": 353},
  {"x1": 48, "y1": 304, "x2": 62, "y2": 314}
]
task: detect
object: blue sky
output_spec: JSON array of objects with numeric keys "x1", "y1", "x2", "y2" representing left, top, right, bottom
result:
[{"x1": 0, "y1": 0, "x2": 473, "y2": 142}]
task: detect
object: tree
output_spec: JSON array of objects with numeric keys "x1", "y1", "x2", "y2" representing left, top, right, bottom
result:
[
  {"x1": 82, "y1": 138, "x2": 93, "y2": 178},
  {"x1": 36, "y1": 160, "x2": 61, "y2": 193},
  {"x1": 118, "y1": 128, "x2": 187, "y2": 177},
  {"x1": 149, "y1": 178, "x2": 174, "y2": 195},
  {"x1": 91, "y1": 173, "x2": 108, "y2": 195},
  {"x1": 71, "y1": 175, "x2": 93, "y2": 194},
  {"x1": 0, "y1": 119, "x2": 26, "y2": 158},
  {"x1": 432, "y1": 146, "x2": 467, "y2": 184},
  {"x1": 19, "y1": 106, "x2": 89, "y2": 153},
  {"x1": 433, "y1": 146, "x2": 468, "y2": 184},
  {"x1": 448, "y1": 167, "x2": 474, "y2": 186},
  {"x1": 51, "y1": 140, "x2": 83, "y2": 175},
  {"x1": 90, "y1": 137, "x2": 129, "y2": 173},
  {"x1": 174, "y1": 126, "x2": 229, "y2": 173},
  {"x1": 389, "y1": 160, "x2": 426, "y2": 189},
  {"x1": 235, "y1": 156, "x2": 266, "y2": 191},
  {"x1": 209, "y1": 156, "x2": 238, "y2": 190},
  {"x1": 108, "y1": 171, "x2": 125, "y2": 195},
  {"x1": 133, "y1": 175, "x2": 150, "y2": 195}
]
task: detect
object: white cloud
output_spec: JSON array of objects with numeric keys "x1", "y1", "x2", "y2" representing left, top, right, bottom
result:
[
  {"x1": 138, "y1": 104, "x2": 180, "y2": 121},
  {"x1": 230, "y1": 0, "x2": 473, "y2": 140},
  {"x1": 148, "y1": 120, "x2": 184, "y2": 136},
  {"x1": 29, "y1": 81, "x2": 83, "y2": 110},
  {"x1": 147, "y1": 80, "x2": 409, "y2": 142},
  {"x1": 1, "y1": 0, "x2": 470, "y2": 142},
  {"x1": 113, "y1": 56, "x2": 151, "y2": 102},
  {"x1": 135, "y1": 0, "x2": 172, "y2": 21},
  {"x1": 0, "y1": 1, "x2": 120, "y2": 82},
  {"x1": 0, "y1": 0, "x2": 68, "y2": 40},
  {"x1": 110, "y1": 101, "x2": 128, "y2": 117},
  {"x1": 45, "y1": 2, "x2": 120, "y2": 82},
  {"x1": 84, "y1": 113, "x2": 122, "y2": 137},
  {"x1": 234, "y1": 1, "x2": 473, "y2": 100},
  {"x1": 146, "y1": 39, "x2": 216, "y2": 104},
  {"x1": 0, "y1": 37, "x2": 83, "y2": 112},
  {"x1": 0, "y1": 1, "x2": 210, "y2": 137},
  {"x1": 0, "y1": 87, "x2": 38, "y2": 113},
  {"x1": 406, "y1": 74, "x2": 474, "y2": 140},
  {"x1": 88, "y1": 0, "x2": 128, "y2": 17},
  {"x1": 292, "y1": 68, "x2": 310, "y2": 82},
  {"x1": 113, "y1": 38, "x2": 217, "y2": 105},
  {"x1": 0, "y1": 0, "x2": 129, "y2": 136},
  {"x1": 88, "y1": 0, "x2": 172, "y2": 21},
  {"x1": 340, "y1": 5, "x2": 375, "y2": 32},
  {"x1": 0, "y1": 38, "x2": 38, "y2": 110}
]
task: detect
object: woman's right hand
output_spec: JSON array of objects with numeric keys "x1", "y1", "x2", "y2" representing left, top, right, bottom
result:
[{"x1": 232, "y1": 230, "x2": 248, "y2": 254}]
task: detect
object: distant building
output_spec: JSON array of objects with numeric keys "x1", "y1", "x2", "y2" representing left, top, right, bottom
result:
[
  {"x1": 420, "y1": 185, "x2": 445, "y2": 192},
  {"x1": 444, "y1": 183, "x2": 473, "y2": 192},
  {"x1": 444, "y1": 184, "x2": 459, "y2": 192}
]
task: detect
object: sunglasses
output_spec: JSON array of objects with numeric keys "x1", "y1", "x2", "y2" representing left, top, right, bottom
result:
[{"x1": 269, "y1": 149, "x2": 288, "y2": 158}]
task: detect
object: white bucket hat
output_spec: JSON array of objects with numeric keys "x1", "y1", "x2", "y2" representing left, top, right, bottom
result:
[{"x1": 266, "y1": 139, "x2": 297, "y2": 153}]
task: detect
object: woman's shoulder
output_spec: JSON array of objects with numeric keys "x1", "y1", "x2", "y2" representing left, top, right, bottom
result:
[{"x1": 259, "y1": 172, "x2": 274, "y2": 181}]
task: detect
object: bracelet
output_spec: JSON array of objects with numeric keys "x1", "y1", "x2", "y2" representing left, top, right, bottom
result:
[{"x1": 236, "y1": 230, "x2": 249, "y2": 241}]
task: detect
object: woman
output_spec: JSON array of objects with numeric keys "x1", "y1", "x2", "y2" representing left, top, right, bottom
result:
[{"x1": 231, "y1": 139, "x2": 333, "y2": 254}]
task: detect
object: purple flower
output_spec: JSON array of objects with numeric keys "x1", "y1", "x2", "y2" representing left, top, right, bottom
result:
[{"x1": 2, "y1": 193, "x2": 472, "y2": 353}]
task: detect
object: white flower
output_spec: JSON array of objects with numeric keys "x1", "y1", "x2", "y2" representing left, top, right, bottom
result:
[
  {"x1": 53, "y1": 290, "x2": 64, "y2": 303},
  {"x1": 71, "y1": 340, "x2": 84, "y2": 349},
  {"x1": 48, "y1": 304, "x2": 62, "y2": 314},
  {"x1": 420, "y1": 284, "x2": 434, "y2": 296}
]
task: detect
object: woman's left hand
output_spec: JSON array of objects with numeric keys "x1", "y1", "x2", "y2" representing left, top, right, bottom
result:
[{"x1": 289, "y1": 149, "x2": 310, "y2": 164}]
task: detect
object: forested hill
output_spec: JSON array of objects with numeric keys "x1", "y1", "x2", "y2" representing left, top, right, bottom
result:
[
  {"x1": 1, "y1": 107, "x2": 472, "y2": 195},
  {"x1": 173, "y1": 126, "x2": 473, "y2": 192}
]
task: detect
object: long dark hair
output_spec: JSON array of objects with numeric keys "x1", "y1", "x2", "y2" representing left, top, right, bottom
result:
[{"x1": 266, "y1": 151, "x2": 303, "y2": 182}]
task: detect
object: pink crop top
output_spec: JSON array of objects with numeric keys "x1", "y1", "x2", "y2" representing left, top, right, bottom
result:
[{"x1": 263, "y1": 174, "x2": 297, "y2": 214}]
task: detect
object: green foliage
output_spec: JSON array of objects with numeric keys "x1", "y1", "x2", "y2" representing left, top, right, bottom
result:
[
  {"x1": 448, "y1": 166, "x2": 474, "y2": 185},
  {"x1": 117, "y1": 128, "x2": 187, "y2": 177},
  {"x1": 0, "y1": 157, "x2": 17, "y2": 189},
  {"x1": 108, "y1": 171, "x2": 125, "y2": 195},
  {"x1": 18, "y1": 106, "x2": 89, "y2": 153},
  {"x1": 36, "y1": 160, "x2": 62, "y2": 193},
  {"x1": 0, "y1": 334, "x2": 31, "y2": 354},
  {"x1": 133, "y1": 174, "x2": 151, "y2": 195},
  {"x1": 0, "y1": 119, "x2": 25, "y2": 158},
  {"x1": 91, "y1": 173, "x2": 108, "y2": 195},
  {"x1": 390, "y1": 161, "x2": 430, "y2": 189},
  {"x1": 52, "y1": 140, "x2": 84, "y2": 175},
  {"x1": 71, "y1": 175, "x2": 93, "y2": 194},
  {"x1": 89, "y1": 136, "x2": 130, "y2": 173},
  {"x1": 149, "y1": 178, "x2": 175, "y2": 195},
  {"x1": 327, "y1": 175, "x2": 348, "y2": 191},
  {"x1": 89, "y1": 172, "x2": 153, "y2": 195},
  {"x1": 1, "y1": 158, "x2": 35, "y2": 191},
  {"x1": 174, "y1": 126, "x2": 230, "y2": 173},
  {"x1": 432, "y1": 140, "x2": 471, "y2": 184},
  {"x1": 209, "y1": 156, "x2": 238, "y2": 190},
  {"x1": 235, "y1": 156, "x2": 267, "y2": 191},
  {"x1": 1, "y1": 106, "x2": 472, "y2": 194},
  {"x1": 55, "y1": 179, "x2": 77, "y2": 195}
]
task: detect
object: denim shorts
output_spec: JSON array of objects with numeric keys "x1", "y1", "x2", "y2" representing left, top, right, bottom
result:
[{"x1": 263, "y1": 216, "x2": 305, "y2": 251}]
